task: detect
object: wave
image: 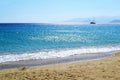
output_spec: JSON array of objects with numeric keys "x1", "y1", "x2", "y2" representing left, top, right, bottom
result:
[{"x1": 0, "y1": 46, "x2": 120, "y2": 63}]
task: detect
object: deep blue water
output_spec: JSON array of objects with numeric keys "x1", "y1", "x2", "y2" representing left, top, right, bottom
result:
[{"x1": 0, "y1": 23, "x2": 120, "y2": 62}]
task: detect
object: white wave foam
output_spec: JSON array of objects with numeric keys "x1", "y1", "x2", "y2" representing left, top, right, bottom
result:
[{"x1": 0, "y1": 46, "x2": 120, "y2": 63}]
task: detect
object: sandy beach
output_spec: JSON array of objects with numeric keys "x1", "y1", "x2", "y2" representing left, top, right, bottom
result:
[{"x1": 0, "y1": 52, "x2": 120, "y2": 80}]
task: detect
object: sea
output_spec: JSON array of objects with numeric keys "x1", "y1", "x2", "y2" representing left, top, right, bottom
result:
[{"x1": 0, "y1": 23, "x2": 120, "y2": 63}]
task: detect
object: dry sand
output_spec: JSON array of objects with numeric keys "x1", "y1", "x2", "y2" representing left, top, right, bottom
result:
[{"x1": 0, "y1": 52, "x2": 120, "y2": 80}]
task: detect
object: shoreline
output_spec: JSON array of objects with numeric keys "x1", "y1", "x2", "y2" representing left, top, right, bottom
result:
[
  {"x1": 0, "y1": 52, "x2": 120, "y2": 80},
  {"x1": 0, "y1": 52, "x2": 114, "y2": 70}
]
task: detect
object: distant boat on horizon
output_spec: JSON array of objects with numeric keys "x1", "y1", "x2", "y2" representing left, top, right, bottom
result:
[
  {"x1": 90, "y1": 21, "x2": 96, "y2": 24},
  {"x1": 90, "y1": 18, "x2": 96, "y2": 24}
]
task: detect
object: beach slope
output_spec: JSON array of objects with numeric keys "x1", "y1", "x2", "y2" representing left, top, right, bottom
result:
[{"x1": 0, "y1": 52, "x2": 120, "y2": 80}]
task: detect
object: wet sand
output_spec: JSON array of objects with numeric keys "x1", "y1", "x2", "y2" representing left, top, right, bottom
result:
[
  {"x1": 0, "y1": 52, "x2": 113, "y2": 70},
  {"x1": 0, "y1": 52, "x2": 120, "y2": 80}
]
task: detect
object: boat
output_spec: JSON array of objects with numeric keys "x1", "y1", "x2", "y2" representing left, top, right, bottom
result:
[
  {"x1": 90, "y1": 22, "x2": 96, "y2": 24},
  {"x1": 90, "y1": 18, "x2": 96, "y2": 24}
]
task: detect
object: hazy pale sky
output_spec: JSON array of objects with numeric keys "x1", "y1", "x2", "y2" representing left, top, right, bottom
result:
[{"x1": 0, "y1": 0, "x2": 120, "y2": 23}]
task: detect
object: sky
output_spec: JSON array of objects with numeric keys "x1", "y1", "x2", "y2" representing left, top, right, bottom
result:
[{"x1": 0, "y1": 0, "x2": 120, "y2": 23}]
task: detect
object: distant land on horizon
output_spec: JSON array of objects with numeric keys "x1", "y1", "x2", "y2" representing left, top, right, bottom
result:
[
  {"x1": 110, "y1": 19, "x2": 120, "y2": 23},
  {"x1": 62, "y1": 16, "x2": 120, "y2": 24}
]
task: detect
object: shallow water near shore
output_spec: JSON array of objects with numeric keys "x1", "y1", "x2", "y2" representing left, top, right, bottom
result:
[
  {"x1": 0, "y1": 23, "x2": 120, "y2": 63},
  {"x1": 0, "y1": 52, "x2": 114, "y2": 69}
]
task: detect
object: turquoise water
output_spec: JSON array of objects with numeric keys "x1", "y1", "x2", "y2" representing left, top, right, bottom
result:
[{"x1": 0, "y1": 23, "x2": 120, "y2": 63}]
